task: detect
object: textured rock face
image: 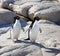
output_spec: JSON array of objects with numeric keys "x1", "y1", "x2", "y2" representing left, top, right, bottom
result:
[
  {"x1": 0, "y1": 1, "x2": 1, "y2": 6},
  {"x1": 0, "y1": 8, "x2": 17, "y2": 25},
  {"x1": 9, "y1": 2, "x2": 41, "y2": 17},
  {"x1": 14, "y1": 0, "x2": 41, "y2": 6},
  {"x1": 28, "y1": 2, "x2": 58, "y2": 19},
  {"x1": 34, "y1": 3, "x2": 60, "y2": 22},
  {"x1": 0, "y1": 8, "x2": 28, "y2": 25},
  {"x1": 0, "y1": 0, "x2": 60, "y2": 56},
  {"x1": 0, "y1": 20, "x2": 60, "y2": 56},
  {"x1": 1, "y1": 0, "x2": 41, "y2": 8},
  {"x1": 29, "y1": 2, "x2": 60, "y2": 21},
  {"x1": 56, "y1": 53, "x2": 60, "y2": 56},
  {"x1": 35, "y1": 20, "x2": 60, "y2": 47},
  {"x1": 0, "y1": 0, "x2": 14, "y2": 8},
  {"x1": 3, "y1": 1, "x2": 60, "y2": 22},
  {"x1": 12, "y1": 2, "x2": 34, "y2": 17},
  {"x1": 1, "y1": 0, "x2": 60, "y2": 22}
]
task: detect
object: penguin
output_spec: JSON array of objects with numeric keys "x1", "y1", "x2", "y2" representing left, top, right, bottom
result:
[
  {"x1": 25, "y1": 17, "x2": 42, "y2": 42},
  {"x1": 11, "y1": 16, "x2": 21, "y2": 42}
]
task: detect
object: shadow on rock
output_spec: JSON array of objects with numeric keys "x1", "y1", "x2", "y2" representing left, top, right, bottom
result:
[
  {"x1": 46, "y1": 48, "x2": 60, "y2": 55},
  {"x1": 15, "y1": 40, "x2": 60, "y2": 55},
  {"x1": 15, "y1": 40, "x2": 46, "y2": 48}
]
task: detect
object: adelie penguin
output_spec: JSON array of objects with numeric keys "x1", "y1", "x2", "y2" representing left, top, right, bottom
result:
[
  {"x1": 11, "y1": 16, "x2": 21, "y2": 42},
  {"x1": 25, "y1": 17, "x2": 42, "y2": 42}
]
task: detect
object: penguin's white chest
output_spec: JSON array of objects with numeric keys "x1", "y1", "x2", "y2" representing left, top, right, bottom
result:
[
  {"x1": 30, "y1": 21, "x2": 40, "y2": 42},
  {"x1": 13, "y1": 20, "x2": 21, "y2": 33},
  {"x1": 13, "y1": 20, "x2": 21, "y2": 28}
]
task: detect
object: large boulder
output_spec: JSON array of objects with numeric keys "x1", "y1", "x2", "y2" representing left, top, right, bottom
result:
[
  {"x1": 28, "y1": 1, "x2": 58, "y2": 20},
  {"x1": 1, "y1": 0, "x2": 41, "y2": 9},
  {"x1": 0, "y1": 20, "x2": 60, "y2": 56},
  {"x1": 0, "y1": 3, "x2": 2, "y2": 8},
  {"x1": 56, "y1": 53, "x2": 60, "y2": 56},
  {"x1": 0, "y1": 0, "x2": 1, "y2": 7},
  {"x1": 1, "y1": 0, "x2": 14, "y2": 8},
  {"x1": 14, "y1": 0, "x2": 41, "y2": 5},
  {"x1": 0, "y1": 8, "x2": 17, "y2": 25},
  {"x1": 35, "y1": 20, "x2": 60, "y2": 48},
  {"x1": 0, "y1": 0, "x2": 41, "y2": 17},
  {"x1": 34, "y1": 2, "x2": 60, "y2": 22},
  {"x1": 12, "y1": 2, "x2": 41, "y2": 17}
]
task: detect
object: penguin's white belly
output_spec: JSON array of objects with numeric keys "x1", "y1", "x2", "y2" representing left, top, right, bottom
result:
[
  {"x1": 12, "y1": 27, "x2": 20, "y2": 40},
  {"x1": 30, "y1": 26, "x2": 39, "y2": 42},
  {"x1": 30, "y1": 20, "x2": 40, "y2": 42}
]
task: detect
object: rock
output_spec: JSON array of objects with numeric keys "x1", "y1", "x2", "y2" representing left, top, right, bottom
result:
[
  {"x1": 13, "y1": 3, "x2": 32, "y2": 17},
  {"x1": 44, "y1": 38, "x2": 60, "y2": 47},
  {"x1": 44, "y1": 38, "x2": 57, "y2": 47},
  {"x1": 35, "y1": 20, "x2": 60, "y2": 47},
  {"x1": 41, "y1": 48, "x2": 56, "y2": 56},
  {"x1": 56, "y1": 53, "x2": 60, "y2": 56},
  {"x1": 1, "y1": 0, "x2": 14, "y2": 8},
  {"x1": 0, "y1": 8, "x2": 17, "y2": 25},
  {"x1": 0, "y1": 20, "x2": 60, "y2": 56},
  {"x1": 0, "y1": 3, "x2": 2, "y2": 8},
  {"x1": 14, "y1": 0, "x2": 41, "y2": 5},
  {"x1": 0, "y1": 0, "x2": 2, "y2": 8},
  {"x1": 26, "y1": 48, "x2": 42, "y2": 56},
  {"x1": 0, "y1": 1, "x2": 60, "y2": 56},
  {"x1": 57, "y1": 0, "x2": 60, "y2": 2},
  {"x1": 28, "y1": 2, "x2": 56, "y2": 20},
  {"x1": 12, "y1": 2, "x2": 41, "y2": 17},
  {"x1": 0, "y1": 45, "x2": 21, "y2": 55},
  {"x1": 0, "y1": 27, "x2": 10, "y2": 34},
  {"x1": 34, "y1": 2, "x2": 60, "y2": 22},
  {"x1": 1, "y1": 0, "x2": 41, "y2": 9},
  {"x1": 6, "y1": 45, "x2": 41, "y2": 56}
]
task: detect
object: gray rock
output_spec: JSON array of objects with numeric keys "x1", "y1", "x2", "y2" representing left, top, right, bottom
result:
[
  {"x1": 28, "y1": 2, "x2": 57, "y2": 19},
  {"x1": 14, "y1": 0, "x2": 41, "y2": 6},
  {"x1": 41, "y1": 48, "x2": 56, "y2": 56},
  {"x1": 0, "y1": 1, "x2": 60, "y2": 56},
  {"x1": 11, "y1": 2, "x2": 41, "y2": 17},
  {"x1": 0, "y1": 20, "x2": 60, "y2": 56},
  {"x1": 1, "y1": 0, "x2": 41, "y2": 9},
  {"x1": 34, "y1": 2, "x2": 60, "y2": 22},
  {"x1": 1, "y1": 0, "x2": 14, "y2": 8},
  {"x1": 0, "y1": 8, "x2": 17, "y2": 25},
  {"x1": 35, "y1": 20, "x2": 60, "y2": 47},
  {"x1": 56, "y1": 53, "x2": 60, "y2": 56}
]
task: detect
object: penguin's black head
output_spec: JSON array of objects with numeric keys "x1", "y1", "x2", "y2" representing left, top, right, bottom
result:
[
  {"x1": 14, "y1": 16, "x2": 20, "y2": 20},
  {"x1": 29, "y1": 17, "x2": 40, "y2": 28},
  {"x1": 13, "y1": 16, "x2": 20, "y2": 23},
  {"x1": 34, "y1": 17, "x2": 40, "y2": 21}
]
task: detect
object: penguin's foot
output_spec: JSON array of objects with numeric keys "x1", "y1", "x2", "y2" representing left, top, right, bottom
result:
[{"x1": 24, "y1": 38, "x2": 30, "y2": 40}]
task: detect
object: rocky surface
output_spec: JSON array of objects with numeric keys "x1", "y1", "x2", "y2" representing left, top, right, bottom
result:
[
  {"x1": 0, "y1": 0, "x2": 60, "y2": 56},
  {"x1": 0, "y1": 20, "x2": 60, "y2": 56},
  {"x1": 1, "y1": 0, "x2": 60, "y2": 21},
  {"x1": 0, "y1": 8, "x2": 17, "y2": 25}
]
